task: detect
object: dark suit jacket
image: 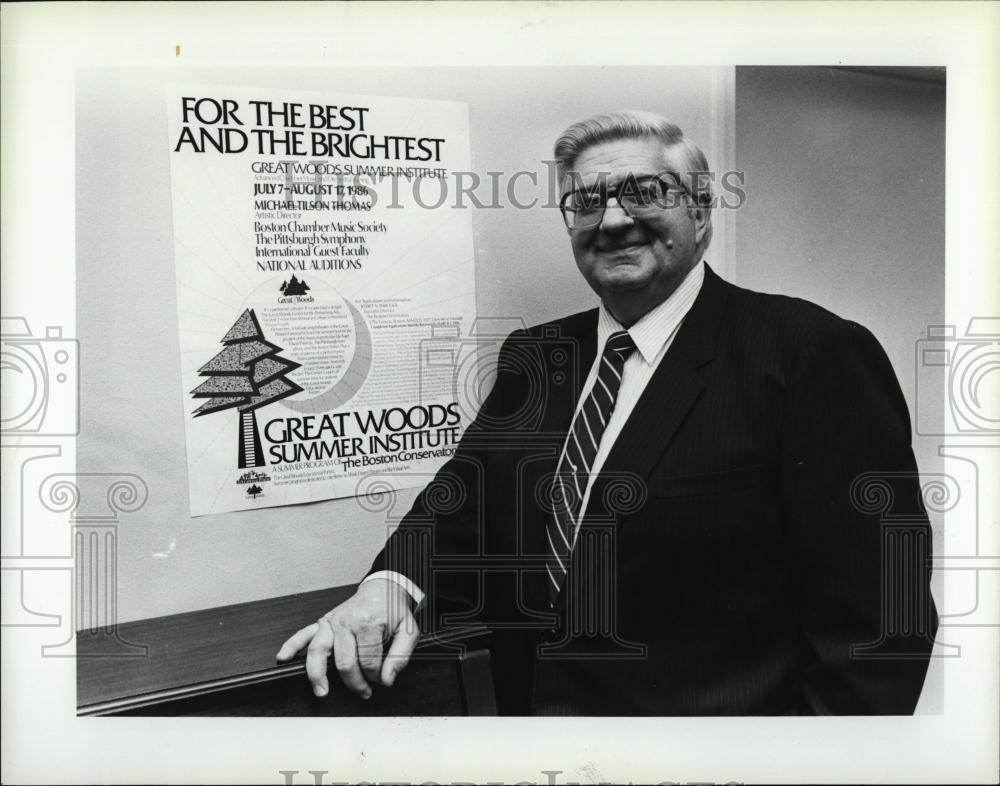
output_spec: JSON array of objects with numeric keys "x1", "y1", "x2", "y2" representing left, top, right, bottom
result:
[{"x1": 369, "y1": 264, "x2": 937, "y2": 715}]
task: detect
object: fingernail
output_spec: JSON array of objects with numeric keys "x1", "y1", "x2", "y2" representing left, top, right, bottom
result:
[
  {"x1": 362, "y1": 690, "x2": 372, "y2": 700},
  {"x1": 314, "y1": 685, "x2": 328, "y2": 698},
  {"x1": 384, "y1": 670, "x2": 396, "y2": 686}
]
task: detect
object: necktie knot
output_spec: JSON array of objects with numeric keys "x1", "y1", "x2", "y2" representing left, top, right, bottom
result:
[{"x1": 606, "y1": 330, "x2": 637, "y2": 361}]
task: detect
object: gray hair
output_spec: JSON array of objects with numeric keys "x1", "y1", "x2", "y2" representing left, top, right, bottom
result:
[{"x1": 554, "y1": 110, "x2": 714, "y2": 251}]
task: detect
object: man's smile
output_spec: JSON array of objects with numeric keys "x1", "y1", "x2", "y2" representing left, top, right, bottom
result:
[{"x1": 594, "y1": 238, "x2": 648, "y2": 254}]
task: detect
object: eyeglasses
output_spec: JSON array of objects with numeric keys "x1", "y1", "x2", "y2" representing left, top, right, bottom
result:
[{"x1": 559, "y1": 174, "x2": 689, "y2": 231}]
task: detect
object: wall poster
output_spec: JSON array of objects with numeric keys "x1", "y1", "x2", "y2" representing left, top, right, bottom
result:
[{"x1": 167, "y1": 84, "x2": 477, "y2": 515}]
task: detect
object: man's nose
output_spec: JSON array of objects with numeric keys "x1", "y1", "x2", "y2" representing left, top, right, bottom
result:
[{"x1": 598, "y1": 197, "x2": 634, "y2": 232}]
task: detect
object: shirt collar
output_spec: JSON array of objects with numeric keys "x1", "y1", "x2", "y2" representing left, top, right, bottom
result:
[{"x1": 596, "y1": 260, "x2": 706, "y2": 365}]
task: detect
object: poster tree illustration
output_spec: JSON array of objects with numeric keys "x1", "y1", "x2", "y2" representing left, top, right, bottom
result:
[
  {"x1": 190, "y1": 308, "x2": 303, "y2": 469},
  {"x1": 280, "y1": 275, "x2": 310, "y2": 296}
]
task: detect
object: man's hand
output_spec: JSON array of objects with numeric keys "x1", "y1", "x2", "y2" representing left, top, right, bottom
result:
[{"x1": 275, "y1": 578, "x2": 420, "y2": 699}]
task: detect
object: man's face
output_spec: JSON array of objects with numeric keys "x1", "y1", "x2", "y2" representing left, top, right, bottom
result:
[{"x1": 563, "y1": 137, "x2": 708, "y2": 317}]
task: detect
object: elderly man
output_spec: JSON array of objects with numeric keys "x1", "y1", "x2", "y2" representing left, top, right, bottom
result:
[{"x1": 278, "y1": 110, "x2": 937, "y2": 715}]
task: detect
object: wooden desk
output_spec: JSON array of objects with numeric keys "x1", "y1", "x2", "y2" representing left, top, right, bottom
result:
[{"x1": 77, "y1": 586, "x2": 495, "y2": 716}]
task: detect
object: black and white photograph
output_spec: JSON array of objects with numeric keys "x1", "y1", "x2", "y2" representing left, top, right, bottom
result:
[{"x1": 1, "y1": 2, "x2": 997, "y2": 784}]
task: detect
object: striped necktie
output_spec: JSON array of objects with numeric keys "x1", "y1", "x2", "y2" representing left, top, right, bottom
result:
[{"x1": 545, "y1": 329, "x2": 637, "y2": 605}]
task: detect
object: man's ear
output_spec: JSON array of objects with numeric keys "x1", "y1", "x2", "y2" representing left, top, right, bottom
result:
[{"x1": 689, "y1": 200, "x2": 709, "y2": 244}]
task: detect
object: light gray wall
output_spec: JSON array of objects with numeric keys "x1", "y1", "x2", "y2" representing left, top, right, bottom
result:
[
  {"x1": 733, "y1": 67, "x2": 944, "y2": 419},
  {"x1": 77, "y1": 67, "x2": 733, "y2": 624},
  {"x1": 733, "y1": 66, "x2": 944, "y2": 508},
  {"x1": 734, "y1": 67, "x2": 945, "y2": 713}
]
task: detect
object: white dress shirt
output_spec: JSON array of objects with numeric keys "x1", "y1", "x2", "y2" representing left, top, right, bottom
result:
[{"x1": 366, "y1": 261, "x2": 707, "y2": 606}]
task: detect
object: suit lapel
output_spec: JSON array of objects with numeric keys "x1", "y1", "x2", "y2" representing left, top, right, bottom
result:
[
  {"x1": 593, "y1": 265, "x2": 730, "y2": 502},
  {"x1": 597, "y1": 350, "x2": 705, "y2": 488}
]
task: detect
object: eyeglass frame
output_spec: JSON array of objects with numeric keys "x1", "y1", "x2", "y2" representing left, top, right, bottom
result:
[{"x1": 558, "y1": 172, "x2": 692, "y2": 231}]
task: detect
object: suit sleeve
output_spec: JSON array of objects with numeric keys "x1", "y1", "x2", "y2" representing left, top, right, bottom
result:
[
  {"x1": 365, "y1": 330, "x2": 527, "y2": 628},
  {"x1": 780, "y1": 320, "x2": 937, "y2": 714}
]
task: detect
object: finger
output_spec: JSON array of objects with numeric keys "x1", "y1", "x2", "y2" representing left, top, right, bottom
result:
[
  {"x1": 355, "y1": 623, "x2": 386, "y2": 686},
  {"x1": 304, "y1": 618, "x2": 335, "y2": 697},
  {"x1": 332, "y1": 621, "x2": 372, "y2": 699},
  {"x1": 381, "y1": 611, "x2": 420, "y2": 687},
  {"x1": 275, "y1": 622, "x2": 319, "y2": 662}
]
